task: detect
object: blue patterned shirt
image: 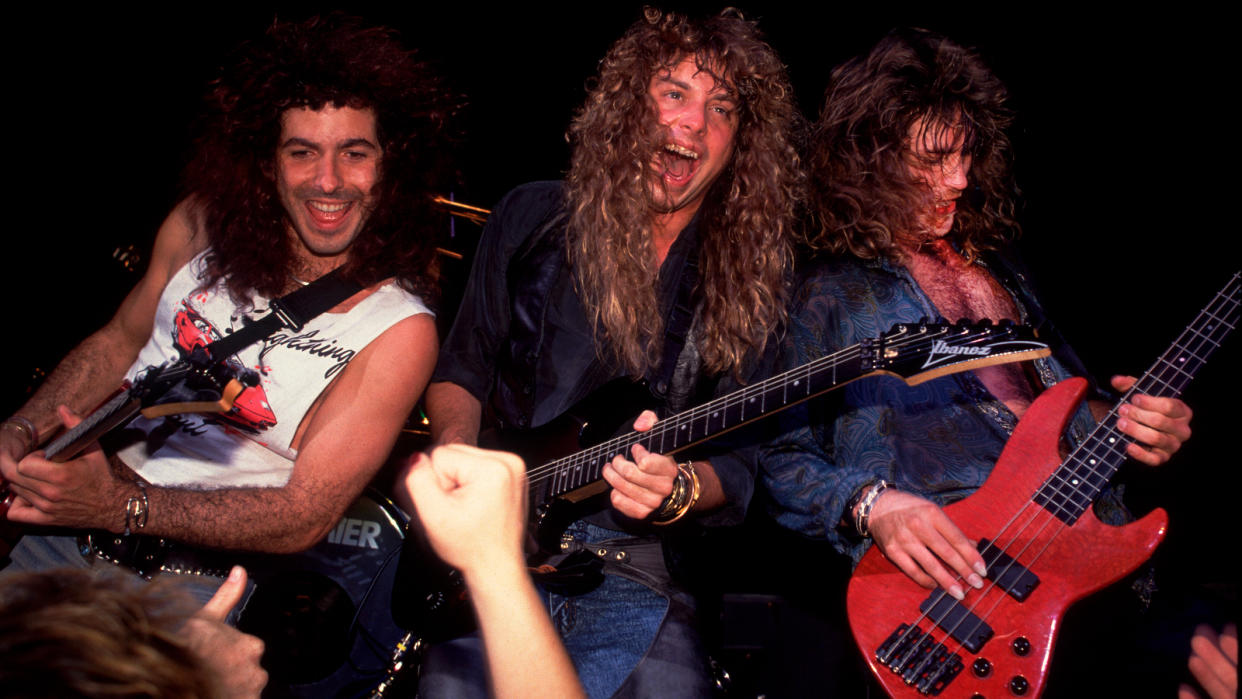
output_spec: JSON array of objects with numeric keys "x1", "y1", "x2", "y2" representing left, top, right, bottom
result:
[{"x1": 759, "y1": 253, "x2": 1124, "y2": 565}]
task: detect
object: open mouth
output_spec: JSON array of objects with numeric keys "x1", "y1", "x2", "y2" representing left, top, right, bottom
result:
[
  {"x1": 659, "y1": 143, "x2": 700, "y2": 182},
  {"x1": 306, "y1": 200, "x2": 354, "y2": 226}
]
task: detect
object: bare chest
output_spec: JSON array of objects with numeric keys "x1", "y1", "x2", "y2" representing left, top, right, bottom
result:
[
  {"x1": 904, "y1": 251, "x2": 1020, "y2": 324},
  {"x1": 903, "y1": 248, "x2": 1035, "y2": 415}
]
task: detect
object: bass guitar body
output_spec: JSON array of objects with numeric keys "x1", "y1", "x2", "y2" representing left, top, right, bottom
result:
[{"x1": 848, "y1": 378, "x2": 1166, "y2": 698}]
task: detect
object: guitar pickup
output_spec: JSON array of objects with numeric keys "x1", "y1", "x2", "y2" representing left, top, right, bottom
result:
[
  {"x1": 978, "y1": 538, "x2": 1040, "y2": 602},
  {"x1": 918, "y1": 593, "x2": 993, "y2": 653}
]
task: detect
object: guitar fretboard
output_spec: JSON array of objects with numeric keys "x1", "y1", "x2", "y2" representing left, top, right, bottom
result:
[
  {"x1": 40, "y1": 363, "x2": 195, "y2": 462},
  {"x1": 42, "y1": 391, "x2": 137, "y2": 461},
  {"x1": 527, "y1": 322, "x2": 1048, "y2": 505},
  {"x1": 1033, "y1": 272, "x2": 1240, "y2": 523}
]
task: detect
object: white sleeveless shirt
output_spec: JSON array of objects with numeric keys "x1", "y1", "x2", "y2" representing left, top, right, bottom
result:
[{"x1": 117, "y1": 252, "x2": 431, "y2": 488}]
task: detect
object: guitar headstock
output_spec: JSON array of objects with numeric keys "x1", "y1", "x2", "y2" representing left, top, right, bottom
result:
[
  {"x1": 863, "y1": 320, "x2": 1051, "y2": 386},
  {"x1": 130, "y1": 357, "x2": 256, "y2": 419},
  {"x1": 0, "y1": 358, "x2": 261, "y2": 519}
]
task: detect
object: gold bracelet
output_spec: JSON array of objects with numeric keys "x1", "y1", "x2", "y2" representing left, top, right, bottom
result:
[
  {"x1": 654, "y1": 469, "x2": 688, "y2": 520},
  {"x1": 653, "y1": 461, "x2": 702, "y2": 526}
]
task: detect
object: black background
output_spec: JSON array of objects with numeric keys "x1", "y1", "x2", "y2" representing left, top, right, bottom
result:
[{"x1": 4, "y1": 3, "x2": 1236, "y2": 693}]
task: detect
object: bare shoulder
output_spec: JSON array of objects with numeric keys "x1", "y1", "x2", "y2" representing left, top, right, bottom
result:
[
  {"x1": 101, "y1": 200, "x2": 212, "y2": 350},
  {"x1": 155, "y1": 199, "x2": 211, "y2": 274}
]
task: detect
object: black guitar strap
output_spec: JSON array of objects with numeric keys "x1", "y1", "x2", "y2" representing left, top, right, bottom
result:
[
  {"x1": 82, "y1": 270, "x2": 364, "y2": 580},
  {"x1": 201, "y1": 271, "x2": 363, "y2": 362}
]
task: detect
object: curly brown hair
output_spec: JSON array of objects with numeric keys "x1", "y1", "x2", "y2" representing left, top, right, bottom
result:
[
  {"x1": 183, "y1": 14, "x2": 457, "y2": 303},
  {"x1": 809, "y1": 27, "x2": 1018, "y2": 261},
  {"x1": 0, "y1": 568, "x2": 215, "y2": 698},
  {"x1": 566, "y1": 7, "x2": 804, "y2": 380}
]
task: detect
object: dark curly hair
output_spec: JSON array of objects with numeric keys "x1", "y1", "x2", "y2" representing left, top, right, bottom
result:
[
  {"x1": 566, "y1": 7, "x2": 804, "y2": 379},
  {"x1": 808, "y1": 27, "x2": 1018, "y2": 261},
  {"x1": 183, "y1": 14, "x2": 457, "y2": 303}
]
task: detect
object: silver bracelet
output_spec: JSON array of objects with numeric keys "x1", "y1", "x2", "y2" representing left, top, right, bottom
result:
[
  {"x1": 123, "y1": 481, "x2": 149, "y2": 536},
  {"x1": 854, "y1": 479, "x2": 891, "y2": 538},
  {"x1": 1, "y1": 416, "x2": 38, "y2": 453}
]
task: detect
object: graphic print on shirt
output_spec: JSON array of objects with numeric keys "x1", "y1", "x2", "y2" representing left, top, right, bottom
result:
[{"x1": 173, "y1": 303, "x2": 278, "y2": 432}]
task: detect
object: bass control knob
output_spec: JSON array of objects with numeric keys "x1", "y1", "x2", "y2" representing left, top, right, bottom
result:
[
  {"x1": 1011, "y1": 637, "x2": 1031, "y2": 656},
  {"x1": 972, "y1": 657, "x2": 993, "y2": 677},
  {"x1": 1009, "y1": 675, "x2": 1029, "y2": 695}
]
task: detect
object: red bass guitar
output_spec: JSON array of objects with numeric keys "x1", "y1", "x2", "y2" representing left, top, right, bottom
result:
[{"x1": 847, "y1": 271, "x2": 1240, "y2": 697}]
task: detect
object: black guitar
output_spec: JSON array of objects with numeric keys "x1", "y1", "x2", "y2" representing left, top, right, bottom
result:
[{"x1": 393, "y1": 320, "x2": 1053, "y2": 640}]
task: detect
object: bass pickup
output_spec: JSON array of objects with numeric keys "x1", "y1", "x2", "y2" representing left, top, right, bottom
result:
[{"x1": 979, "y1": 537, "x2": 1040, "y2": 602}]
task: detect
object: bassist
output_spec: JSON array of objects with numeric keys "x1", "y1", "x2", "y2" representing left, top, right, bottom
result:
[{"x1": 759, "y1": 28, "x2": 1193, "y2": 691}]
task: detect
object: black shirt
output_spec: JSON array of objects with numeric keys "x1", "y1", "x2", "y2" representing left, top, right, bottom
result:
[{"x1": 434, "y1": 181, "x2": 757, "y2": 530}]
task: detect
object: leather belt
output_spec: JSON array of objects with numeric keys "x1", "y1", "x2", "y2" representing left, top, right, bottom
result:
[{"x1": 80, "y1": 531, "x2": 233, "y2": 580}]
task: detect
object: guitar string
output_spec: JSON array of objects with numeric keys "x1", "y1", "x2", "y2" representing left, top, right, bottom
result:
[
  {"x1": 1034, "y1": 275, "x2": 1238, "y2": 515},
  {"x1": 894, "y1": 277, "x2": 1239, "y2": 683},
  {"x1": 538, "y1": 325, "x2": 1048, "y2": 499},
  {"x1": 530, "y1": 329, "x2": 876, "y2": 494},
  {"x1": 887, "y1": 275, "x2": 1239, "y2": 686},
  {"x1": 42, "y1": 363, "x2": 193, "y2": 460},
  {"x1": 528, "y1": 339, "x2": 864, "y2": 498},
  {"x1": 527, "y1": 324, "x2": 1021, "y2": 494},
  {"x1": 524, "y1": 324, "x2": 1029, "y2": 498},
  {"x1": 894, "y1": 279, "x2": 1239, "y2": 686}
]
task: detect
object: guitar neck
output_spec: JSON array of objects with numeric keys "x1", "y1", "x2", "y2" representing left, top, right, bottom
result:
[
  {"x1": 42, "y1": 391, "x2": 142, "y2": 463},
  {"x1": 529, "y1": 322, "x2": 1050, "y2": 505},
  {"x1": 38, "y1": 363, "x2": 242, "y2": 464},
  {"x1": 1034, "y1": 272, "x2": 1241, "y2": 524}
]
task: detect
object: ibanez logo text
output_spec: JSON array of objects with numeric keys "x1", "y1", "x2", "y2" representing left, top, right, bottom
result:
[{"x1": 921, "y1": 339, "x2": 992, "y2": 369}]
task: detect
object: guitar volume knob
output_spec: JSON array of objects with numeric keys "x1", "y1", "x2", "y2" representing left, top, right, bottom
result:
[
  {"x1": 972, "y1": 657, "x2": 992, "y2": 677},
  {"x1": 1011, "y1": 637, "x2": 1031, "y2": 656},
  {"x1": 1008, "y1": 675, "x2": 1029, "y2": 695}
]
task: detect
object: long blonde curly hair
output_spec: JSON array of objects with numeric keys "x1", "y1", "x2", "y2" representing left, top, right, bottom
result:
[{"x1": 566, "y1": 7, "x2": 804, "y2": 380}]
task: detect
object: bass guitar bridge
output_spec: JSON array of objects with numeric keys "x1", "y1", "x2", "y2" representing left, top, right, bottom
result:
[{"x1": 875, "y1": 623, "x2": 964, "y2": 695}]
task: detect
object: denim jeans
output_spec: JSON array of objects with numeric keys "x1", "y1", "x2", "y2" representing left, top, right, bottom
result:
[{"x1": 419, "y1": 521, "x2": 712, "y2": 698}]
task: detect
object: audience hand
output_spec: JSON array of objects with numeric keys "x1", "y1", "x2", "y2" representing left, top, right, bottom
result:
[
  {"x1": 181, "y1": 566, "x2": 268, "y2": 698},
  {"x1": 1179, "y1": 622, "x2": 1237, "y2": 699},
  {"x1": 403, "y1": 445, "x2": 527, "y2": 576}
]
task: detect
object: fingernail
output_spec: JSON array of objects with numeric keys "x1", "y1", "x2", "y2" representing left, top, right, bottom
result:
[
  {"x1": 968, "y1": 573, "x2": 984, "y2": 589},
  {"x1": 974, "y1": 562, "x2": 987, "y2": 577},
  {"x1": 948, "y1": 585, "x2": 965, "y2": 601},
  {"x1": 229, "y1": 565, "x2": 244, "y2": 581}
]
